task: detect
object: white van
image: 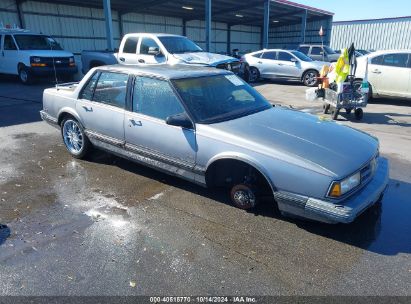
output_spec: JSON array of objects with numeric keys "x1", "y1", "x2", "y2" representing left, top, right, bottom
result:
[{"x1": 0, "y1": 25, "x2": 77, "y2": 84}]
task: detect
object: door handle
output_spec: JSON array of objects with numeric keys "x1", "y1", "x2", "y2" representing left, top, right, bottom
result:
[
  {"x1": 119, "y1": 57, "x2": 125, "y2": 62},
  {"x1": 371, "y1": 70, "x2": 381, "y2": 74},
  {"x1": 138, "y1": 59, "x2": 145, "y2": 63},
  {"x1": 257, "y1": 61, "x2": 262, "y2": 64},
  {"x1": 82, "y1": 105, "x2": 93, "y2": 112},
  {"x1": 129, "y1": 118, "x2": 142, "y2": 127},
  {"x1": 278, "y1": 63, "x2": 284, "y2": 66}
]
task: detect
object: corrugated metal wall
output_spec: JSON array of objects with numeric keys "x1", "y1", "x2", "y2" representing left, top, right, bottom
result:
[
  {"x1": 186, "y1": 20, "x2": 228, "y2": 53},
  {"x1": 268, "y1": 18, "x2": 332, "y2": 49},
  {"x1": 2, "y1": 0, "x2": 333, "y2": 55},
  {"x1": 0, "y1": 0, "x2": 19, "y2": 26},
  {"x1": 21, "y1": 1, "x2": 120, "y2": 54},
  {"x1": 1, "y1": 0, "x2": 261, "y2": 54},
  {"x1": 331, "y1": 18, "x2": 411, "y2": 50}
]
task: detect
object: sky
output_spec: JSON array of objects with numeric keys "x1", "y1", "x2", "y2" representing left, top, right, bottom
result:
[{"x1": 293, "y1": 0, "x2": 411, "y2": 21}]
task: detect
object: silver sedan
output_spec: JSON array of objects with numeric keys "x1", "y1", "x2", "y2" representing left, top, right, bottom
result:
[
  {"x1": 40, "y1": 64, "x2": 388, "y2": 224},
  {"x1": 242, "y1": 49, "x2": 326, "y2": 86}
]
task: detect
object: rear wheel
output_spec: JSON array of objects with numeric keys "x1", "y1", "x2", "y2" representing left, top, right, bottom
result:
[
  {"x1": 302, "y1": 70, "x2": 319, "y2": 87},
  {"x1": 230, "y1": 184, "x2": 258, "y2": 210},
  {"x1": 61, "y1": 117, "x2": 91, "y2": 159}
]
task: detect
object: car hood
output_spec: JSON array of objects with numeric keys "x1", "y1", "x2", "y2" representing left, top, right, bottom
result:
[
  {"x1": 19, "y1": 50, "x2": 74, "y2": 57},
  {"x1": 172, "y1": 52, "x2": 238, "y2": 66},
  {"x1": 200, "y1": 107, "x2": 378, "y2": 177}
]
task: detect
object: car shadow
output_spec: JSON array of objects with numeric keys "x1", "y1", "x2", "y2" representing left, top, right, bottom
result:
[
  {"x1": 337, "y1": 111, "x2": 411, "y2": 127},
  {"x1": 0, "y1": 225, "x2": 11, "y2": 246},
  {"x1": 369, "y1": 97, "x2": 411, "y2": 107},
  {"x1": 86, "y1": 150, "x2": 411, "y2": 256},
  {"x1": 251, "y1": 79, "x2": 304, "y2": 88}
]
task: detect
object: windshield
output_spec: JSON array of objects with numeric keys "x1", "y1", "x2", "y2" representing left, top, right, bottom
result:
[
  {"x1": 291, "y1": 51, "x2": 313, "y2": 62},
  {"x1": 14, "y1": 35, "x2": 62, "y2": 50},
  {"x1": 172, "y1": 75, "x2": 271, "y2": 124},
  {"x1": 158, "y1": 36, "x2": 203, "y2": 54},
  {"x1": 324, "y1": 46, "x2": 336, "y2": 54}
]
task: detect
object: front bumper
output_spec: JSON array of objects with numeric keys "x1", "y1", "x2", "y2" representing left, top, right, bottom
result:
[
  {"x1": 28, "y1": 66, "x2": 78, "y2": 76},
  {"x1": 275, "y1": 157, "x2": 389, "y2": 224}
]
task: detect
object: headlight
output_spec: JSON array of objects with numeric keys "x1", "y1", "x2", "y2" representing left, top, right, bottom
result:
[
  {"x1": 328, "y1": 171, "x2": 361, "y2": 198},
  {"x1": 69, "y1": 56, "x2": 76, "y2": 66}
]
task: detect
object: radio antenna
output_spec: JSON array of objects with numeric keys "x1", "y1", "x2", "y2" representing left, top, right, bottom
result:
[{"x1": 51, "y1": 40, "x2": 59, "y2": 90}]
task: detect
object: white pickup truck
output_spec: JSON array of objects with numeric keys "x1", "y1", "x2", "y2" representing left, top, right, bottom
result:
[
  {"x1": 0, "y1": 27, "x2": 77, "y2": 84},
  {"x1": 81, "y1": 33, "x2": 246, "y2": 79}
]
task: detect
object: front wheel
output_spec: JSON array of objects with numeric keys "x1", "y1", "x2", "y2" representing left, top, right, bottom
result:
[
  {"x1": 61, "y1": 118, "x2": 91, "y2": 159},
  {"x1": 302, "y1": 70, "x2": 319, "y2": 87},
  {"x1": 230, "y1": 184, "x2": 258, "y2": 210},
  {"x1": 18, "y1": 66, "x2": 32, "y2": 84}
]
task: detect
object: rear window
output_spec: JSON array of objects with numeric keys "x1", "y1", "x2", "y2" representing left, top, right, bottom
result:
[
  {"x1": 311, "y1": 47, "x2": 322, "y2": 55},
  {"x1": 123, "y1": 37, "x2": 138, "y2": 54}
]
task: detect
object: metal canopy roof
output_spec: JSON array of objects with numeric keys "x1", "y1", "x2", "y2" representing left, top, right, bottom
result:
[{"x1": 42, "y1": 0, "x2": 333, "y2": 27}]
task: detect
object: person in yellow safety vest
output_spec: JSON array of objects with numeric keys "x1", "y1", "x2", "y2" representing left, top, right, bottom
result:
[{"x1": 334, "y1": 48, "x2": 350, "y2": 83}]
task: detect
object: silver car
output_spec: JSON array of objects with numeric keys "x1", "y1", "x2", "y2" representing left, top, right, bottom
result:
[
  {"x1": 242, "y1": 49, "x2": 326, "y2": 86},
  {"x1": 40, "y1": 64, "x2": 388, "y2": 224}
]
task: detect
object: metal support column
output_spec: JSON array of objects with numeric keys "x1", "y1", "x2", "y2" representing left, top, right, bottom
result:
[
  {"x1": 326, "y1": 16, "x2": 333, "y2": 46},
  {"x1": 118, "y1": 13, "x2": 124, "y2": 40},
  {"x1": 300, "y1": 9, "x2": 307, "y2": 44},
  {"x1": 205, "y1": 0, "x2": 211, "y2": 52},
  {"x1": 103, "y1": 0, "x2": 114, "y2": 51},
  {"x1": 16, "y1": 0, "x2": 25, "y2": 29},
  {"x1": 183, "y1": 19, "x2": 187, "y2": 36},
  {"x1": 227, "y1": 25, "x2": 231, "y2": 55},
  {"x1": 262, "y1": 0, "x2": 270, "y2": 49}
]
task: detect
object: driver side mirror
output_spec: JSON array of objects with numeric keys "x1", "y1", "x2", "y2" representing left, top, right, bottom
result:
[
  {"x1": 290, "y1": 58, "x2": 297, "y2": 62},
  {"x1": 148, "y1": 46, "x2": 162, "y2": 56},
  {"x1": 166, "y1": 113, "x2": 193, "y2": 129}
]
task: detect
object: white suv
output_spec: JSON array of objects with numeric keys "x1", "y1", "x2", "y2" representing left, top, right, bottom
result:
[{"x1": 0, "y1": 27, "x2": 77, "y2": 84}]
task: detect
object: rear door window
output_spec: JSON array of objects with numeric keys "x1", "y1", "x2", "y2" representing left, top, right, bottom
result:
[
  {"x1": 133, "y1": 77, "x2": 185, "y2": 121},
  {"x1": 261, "y1": 51, "x2": 277, "y2": 60},
  {"x1": 92, "y1": 72, "x2": 129, "y2": 108},
  {"x1": 123, "y1": 37, "x2": 138, "y2": 54}
]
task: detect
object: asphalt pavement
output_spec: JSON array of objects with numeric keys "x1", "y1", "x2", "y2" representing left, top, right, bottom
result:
[{"x1": 0, "y1": 76, "x2": 410, "y2": 296}]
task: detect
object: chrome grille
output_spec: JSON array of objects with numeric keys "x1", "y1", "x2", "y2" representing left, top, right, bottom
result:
[{"x1": 361, "y1": 157, "x2": 377, "y2": 185}]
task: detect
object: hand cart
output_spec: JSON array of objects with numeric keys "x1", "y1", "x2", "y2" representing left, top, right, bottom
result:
[{"x1": 319, "y1": 76, "x2": 368, "y2": 120}]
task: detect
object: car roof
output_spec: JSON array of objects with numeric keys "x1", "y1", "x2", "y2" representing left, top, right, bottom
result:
[
  {"x1": 123, "y1": 33, "x2": 184, "y2": 38},
  {"x1": 367, "y1": 49, "x2": 411, "y2": 56},
  {"x1": 96, "y1": 64, "x2": 232, "y2": 80}
]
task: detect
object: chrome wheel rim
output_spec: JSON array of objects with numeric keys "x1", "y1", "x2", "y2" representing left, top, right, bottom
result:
[
  {"x1": 233, "y1": 189, "x2": 256, "y2": 208},
  {"x1": 20, "y1": 70, "x2": 28, "y2": 83},
  {"x1": 304, "y1": 72, "x2": 317, "y2": 86},
  {"x1": 63, "y1": 120, "x2": 84, "y2": 154}
]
